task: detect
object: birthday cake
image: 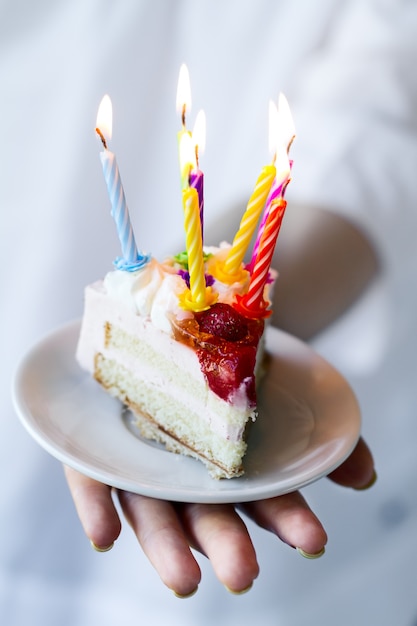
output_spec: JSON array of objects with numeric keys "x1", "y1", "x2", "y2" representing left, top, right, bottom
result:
[
  {"x1": 76, "y1": 84, "x2": 293, "y2": 478},
  {"x1": 76, "y1": 245, "x2": 275, "y2": 478}
]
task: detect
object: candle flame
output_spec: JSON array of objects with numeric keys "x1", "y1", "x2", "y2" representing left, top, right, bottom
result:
[
  {"x1": 179, "y1": 132, "x2": 197, "y2": 185},
  {"x1": 275, "y1": 149, "x2": 291, "y2": 188},
  {"x1": 96, "y1": 94, "x2": 113, "y2": 143},
  {"x1": 176, "y1": 64, "x2": 192, "y2": 126},
  {"x1": 277, "y1": 93, "x2": 295, "y2": 152},
  {"x1": 269, "y1": 94, "x2": 295, "y2": 161},
  {"x1": 192, "y1": 110, "x2": 206, "y2": 164}
]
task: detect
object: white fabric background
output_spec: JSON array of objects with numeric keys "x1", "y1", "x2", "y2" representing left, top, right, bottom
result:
[{"x1": 1, "y1": 1, "x2": 417, "y2": 624}]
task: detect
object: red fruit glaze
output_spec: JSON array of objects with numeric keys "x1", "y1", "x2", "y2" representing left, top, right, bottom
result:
[
  {"x1": 173, "y1": 303, "x2": 264, "y2": 406},
  {"x1": 196, "y1": 303, "x2": 248, "y2": 341}
]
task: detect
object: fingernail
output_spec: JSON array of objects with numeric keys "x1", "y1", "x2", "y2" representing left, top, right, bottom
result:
[
  {"x1": 225, "y1": 582, "x2": 253, "y2": 595},
  {"x1": 173, "y1": 587, "x2": 198, "y2": 599},
  {"x1": 354, "y1": 469, "x2": 377, "y2": 491},
  {"x1": 90, "y1": 540, "x2": 114, "y2": 553},
  {"x1": 296, "y1": 546, "x2": 325, "y2": 560}
]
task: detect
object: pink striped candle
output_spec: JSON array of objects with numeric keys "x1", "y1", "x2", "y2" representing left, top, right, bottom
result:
[
  {"x1": 235, "y1": 198, "x2": 287, "y2": 319},
  {"x1": 248, "y1": 161, "x2": 291, "y2": 272}
]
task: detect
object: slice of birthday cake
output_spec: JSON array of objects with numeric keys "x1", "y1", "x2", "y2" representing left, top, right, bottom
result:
[
  {"x1": 76, "y1": 90, "x2": 291, "y2": 479},
  {"x1": 76, "y1": 244, "x2": 275, "y2": 479}
]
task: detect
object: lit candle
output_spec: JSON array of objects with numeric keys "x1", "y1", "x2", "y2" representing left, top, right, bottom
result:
[
  {"x1": 249, "y1": 94, "x2": 295, "y2": 271},
  {"x1": 181, "y1": 187, "x2": 207, "y2": 306},
  {"x1": 235, "y1": 198, "x2": 287, "y2": 319},
  {"x1": 190, "y1": 109, "x2": 205, "y2": 236},
  {"x1": 96, "y1": 95, "x2": 149, "y2": 271},
  {"x1": 176, "y1": 66, "x2": 205, "y2": 234},
  {"x1": 178, "y1": 133, "x2": 216, "y2": 312},
  {"x1": 218, "y1": 156, "x2": 275, "y2": 284}
]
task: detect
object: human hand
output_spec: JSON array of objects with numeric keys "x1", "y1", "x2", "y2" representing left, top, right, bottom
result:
[{"x1": 64, "y1": 436, "x2": 375, "y2": 597}]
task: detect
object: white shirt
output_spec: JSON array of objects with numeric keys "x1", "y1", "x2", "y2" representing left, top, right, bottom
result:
[{"x1": 2, "y1": 1, "x2": 417, "y2": 624}]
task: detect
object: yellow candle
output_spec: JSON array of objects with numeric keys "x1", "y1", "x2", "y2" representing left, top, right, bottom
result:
[
  {"x1": 183, "y1": 187, "x2": 205, "y2": 302},
  {"x1": 224, "y1": 164, "x2": 276, "y2": 277},
  {"x1": 179, "y1": 187, "x2": 217, "y2": 312}
]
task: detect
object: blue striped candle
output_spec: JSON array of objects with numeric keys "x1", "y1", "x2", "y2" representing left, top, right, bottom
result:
[{"x1": 96, "y1": 95, "x2": 149, "y2": 271}]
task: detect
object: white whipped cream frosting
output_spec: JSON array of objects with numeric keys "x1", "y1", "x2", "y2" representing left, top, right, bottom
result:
[
  {"x1": 104, "y1": 258, "x2": 192, "y2": 333},
  {"x1": 103, "y1": 245, "x2": 275, "y2": 334}
]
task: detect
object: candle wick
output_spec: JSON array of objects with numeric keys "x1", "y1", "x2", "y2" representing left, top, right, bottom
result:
[
  {"x1": 287, "y1": 134, "x2": 295, "y2": 154},
  {"x1": 195, "y1": 145, "x2": 199, "y2": 168},
  {"x1": 281, "y1": 178, "x2": 291, "y2": 197},
  {"x1": 181, "y1": 104, "x2": 186, "y2": 129},
  {"x1": 186, "y1": 163, "x2": 193, "y2": 188},
  {"x1": 96, "y1": 127, "x2": 108, "y2": 150}
]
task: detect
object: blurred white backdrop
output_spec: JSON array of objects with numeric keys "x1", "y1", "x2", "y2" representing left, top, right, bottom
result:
[{"x1": 1, "y1": 1, "x2": 417, "y2": 624}]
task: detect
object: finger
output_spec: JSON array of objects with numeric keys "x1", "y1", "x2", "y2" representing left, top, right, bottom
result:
[
  {"x1": 178, "y1": 503, "x2": 259, "y2": 593},
  {"x1": 239, "y1": 491, "x2": 327, "y2": 557},
  {"x1": 328, "y1": 437, "x2": 376, "y2": 489},
  {"x1": 64, "y1": 466, "x2": 121, "y2": 549},
  {"x1": 117, "y1": 492, "x2": 201, "y2": 597}
]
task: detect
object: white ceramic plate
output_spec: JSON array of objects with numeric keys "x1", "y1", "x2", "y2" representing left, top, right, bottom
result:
[{"x1": 13, "y1": 320, "x2": 361, "y2": 503}]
